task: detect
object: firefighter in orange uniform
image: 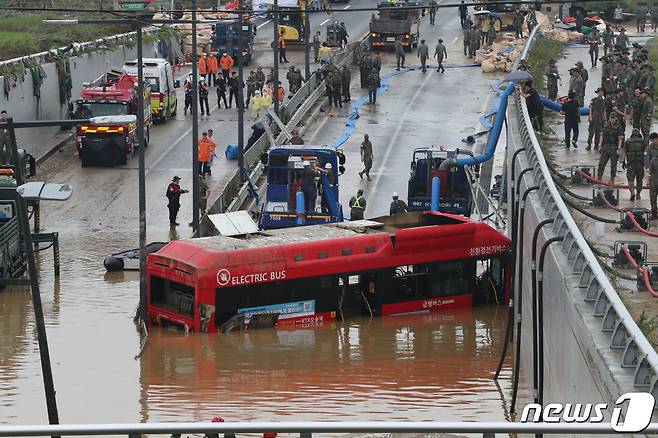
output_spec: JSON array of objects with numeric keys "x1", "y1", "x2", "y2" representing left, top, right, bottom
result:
[
  {"x1": 198, "y1": 54, "x2": 208, "y2": 79},
  {"x1": 219, "y1": 52, "x2": 234, "y2": 82},
  {"x1": 198, "y1": 132, "x2": 216, "y2": 176},
  {"x1": 207, "y1": 53, "x2": 218, "y2": 87}
]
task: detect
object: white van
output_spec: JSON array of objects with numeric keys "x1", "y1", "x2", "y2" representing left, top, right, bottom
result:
[{"x1": 123, "y1": 58, "x2": 178, "y2": 123}]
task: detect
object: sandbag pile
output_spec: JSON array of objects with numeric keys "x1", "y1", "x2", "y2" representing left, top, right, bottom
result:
[
  {"x1": 536, "y1": 11, "x2": 582, "y2": 42},
  {"x1": 156, "y1": 10, "x2": 238, "y2": 58},
  {"x1": 476, "y1": 35, "x2": 523, "y2": 73}
]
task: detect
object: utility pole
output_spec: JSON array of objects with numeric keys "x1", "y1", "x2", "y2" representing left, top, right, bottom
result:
[
  {"x1": 237, "y1": 3, "x2": 245, "y2": 183},
  {"x1": 273, "y1": 0, "x2": 280, "y2": 116},
  {"x1": 304, "y1": 1, "x2": 311, "y2": 82},
  {"x1": 191, "y1": 0, "x2": 200, "y2": 233},
  {"x1": 8, "y1": 118, "x2": 60, "y2": 436},
  {"x1": 136, "y1": 21, "x2": 147, "y2": 326}
]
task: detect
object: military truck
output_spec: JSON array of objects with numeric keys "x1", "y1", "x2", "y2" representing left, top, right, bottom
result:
[{"x1": 369, "y1": 0, "x2": 420, "y2": 52}]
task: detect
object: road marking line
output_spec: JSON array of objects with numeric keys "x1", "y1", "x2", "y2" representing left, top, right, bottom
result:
[
  {"x1": 343, "y1": 5, "x2": 351, "y2": 9},
  {"x1": 257, "y1": 19, "x2": 271, "y2": 30},
  {"x1": 369, "y1": 70, "x2": 435, "y2": 193},
  {"x1": 452, "y1": 36, "x2": 459, "y2": 45},
  {"x1": 320, "y1": 18, "x2": 331, "y2": 26},
  {"x1": 146, "y1": 103, "x2": 221, "y2": 173}
]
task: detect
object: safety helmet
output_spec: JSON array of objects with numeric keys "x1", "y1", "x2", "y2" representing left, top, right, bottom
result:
[{"x1": 392, "y1": 192, "x2": 399, "y2": 198}]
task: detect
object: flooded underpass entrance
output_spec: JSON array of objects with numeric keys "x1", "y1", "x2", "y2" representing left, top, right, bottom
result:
[{"x1": 2, "y1": 248, "x2": 513, "y2": 424}]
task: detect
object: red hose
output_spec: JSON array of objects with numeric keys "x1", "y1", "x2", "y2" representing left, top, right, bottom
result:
[
  {"x1": 621, "y1": 245, "x2": 658, "y2": 297},
  {"x1": 641, "y1": 268, "x2": 658, "y2": 298},
  {"x1": 625, "y1": 211, "x2": 658, "y2": 237},
  {"x1": 622, "y1": 244, "x2": 639, "y2": 269},
  {"x1": 575, "y1": 168, "x2": 651, "y2": 190},
  {"x1": 597, "y1": 191, "x2": 623, "y2": 212}
]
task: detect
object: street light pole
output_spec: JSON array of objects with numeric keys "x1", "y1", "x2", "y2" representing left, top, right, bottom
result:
[
  {"x1": 273, "y1": 0, "x2": 280, "y2": 116},
  {"x1": 304, "y1": 1, "x2": 310, "y2": 82},
  {"x1": 191, "y1": 0, "x2": 200, "y2": 233},
  {"x1": 8, "y1": 118, "x2": 60, "y2": 435},
  {"x1": 237, "y1": 5, "x2": 245, "y2": 183},
  {"x1": 136, "y1": 22, "x2": 147, "y2": 325}
]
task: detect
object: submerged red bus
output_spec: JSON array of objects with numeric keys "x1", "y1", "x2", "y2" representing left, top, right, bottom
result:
[{"x1": 146, "y1": 212, "x2": 511, "y2": 333}]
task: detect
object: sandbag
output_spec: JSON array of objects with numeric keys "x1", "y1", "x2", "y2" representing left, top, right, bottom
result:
[{"x1": 481, "y1": 59, "x2": 497, "y2": 73}]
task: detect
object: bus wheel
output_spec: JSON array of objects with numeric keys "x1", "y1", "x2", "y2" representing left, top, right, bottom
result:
[{"x1": 145, "y1": 128, "x2": 150, "y2": 147}]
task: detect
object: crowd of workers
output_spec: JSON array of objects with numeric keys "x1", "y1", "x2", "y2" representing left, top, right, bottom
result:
[
  {"x1": 183, "y1": 52, "x2": 290, "y2": 119},
  {"x1": 520, "y1": 26, "x2": 658, "y2": 219}
]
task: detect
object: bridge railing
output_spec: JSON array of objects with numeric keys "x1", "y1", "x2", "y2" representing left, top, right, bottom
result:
[
  {"x1": 0, "y1": 421, "x2": 657, "y2": 436},
  {"x1": 513, "y1": 26, "x2": 658, "y2": 396}
]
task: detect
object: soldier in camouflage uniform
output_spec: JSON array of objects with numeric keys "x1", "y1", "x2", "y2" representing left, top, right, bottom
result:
[
  {"x1": 468, "y1": 24, "x2": 481, "y2": 58},
  {"x1": 463, "y1": 24, "x2": 471, "y2": 56},
  {"x1": 575, "y1": 61, "x2": 588, "y2": 98},
  {"x1": 646, "y1": 132, "x2": 658, "y2": 218},
  {"x1": 598, "y1": 112, "x2": 624, "y2": 181},
  {"x1": 568, "y1": 68, "x2": 585, "y2": 106},
  {"x1": 359, "y1": 55, "x2": 372, "y2": 89},
  {"x1": 640, "y1": 88, "x2": 654, "y2": 141},
  {"x1": 622, "y1": 128, "x2": 646, "y2": 200},
  {"x1": 631, "y1": 87, "x2": 643, "y2": 129},
  {"x1": 602, "y1": 25, "x2": 614, "y2": 56},
  {"x1": 545, "y1": 59, "x2": 560, "y2": 101},
  {"x1": 587, "y1": 87, "x2": 606, "y2": 151}
]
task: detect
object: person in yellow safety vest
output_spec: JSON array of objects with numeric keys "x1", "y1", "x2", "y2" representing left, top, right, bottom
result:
[{"x1": 349, "y1": 189, "x2": 367, "y2": 220}]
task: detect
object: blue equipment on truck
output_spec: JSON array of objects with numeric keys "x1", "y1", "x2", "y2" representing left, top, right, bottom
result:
[
  {"x1": 407, "y1": 147, "x2": 474, "y2": 216},
  {"x1": 259, "y1": 145, "x2": 344, "y2": 230}
]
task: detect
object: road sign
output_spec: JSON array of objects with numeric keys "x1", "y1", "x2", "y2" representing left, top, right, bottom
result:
[{"x1": 113, "y1": 0, "x2": 163, "y2": 12}]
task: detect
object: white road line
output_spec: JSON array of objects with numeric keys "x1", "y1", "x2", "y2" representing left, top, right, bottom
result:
[
  {"x1": 256, "y1": 19, "x2": 271, "y2": 30},
  {"x1": 369, "y1": 70, "x2": 435, "y2": 193},
  {"x1": 343, "y1": 4, "x2": 351, "y2": 9},
  {"x1": 451, "y1": 36, "x2": 459, "y2": 45},
  {"x1": 320, "y1": 18, "x2": 331, "y2": 26},
  {"x1": 147, "y1": 104, "x2": 222, "y2": 172}
]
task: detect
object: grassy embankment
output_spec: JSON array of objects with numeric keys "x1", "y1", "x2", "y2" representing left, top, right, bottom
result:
[{"x1": 525, "y1": 36, "x2": 566, "y2": 164}]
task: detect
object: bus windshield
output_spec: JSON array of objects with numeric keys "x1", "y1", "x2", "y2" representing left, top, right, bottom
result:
[{"x1": 76, "y1": 101, "x2": 128, "y2": 118}]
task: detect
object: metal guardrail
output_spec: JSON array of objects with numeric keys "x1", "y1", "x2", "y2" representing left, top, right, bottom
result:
[
  {"x1": 514, "y1": 27, "x2": 658, "y2": 396},
  {"x1": 1, "y1": 421, "x2": 657, "y2": 436},
  {"x1": 203, "y1": 38, "x2": 367, "y2": 229}
]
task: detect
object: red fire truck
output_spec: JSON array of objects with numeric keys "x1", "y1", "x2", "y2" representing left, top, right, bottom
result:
[
  {"x1": 146, "y1": 212, "x2": 511, "y2": 333},
  {"x1": 74, "y1": 74, "x2": 152, "y2": 167}
]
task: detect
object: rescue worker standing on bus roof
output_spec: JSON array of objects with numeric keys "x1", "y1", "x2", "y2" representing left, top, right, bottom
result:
[
  {"x1": 301, "y1": 160, "x2": 318, "y2": 214},
  {"x1": 349, "y1": 189, "x2": 366, "y2": 220},
  {"x1": 359, "y1": 134, "x2": 374, "y2": 180},
  {"x1": 621, "y1": 128, "x2": 646, "y2": 201},
  {"x1": 166, "y1": 176, "x2": 188, "y2": 227},
  {"x1": 389, "y1": 192, "x2": 408, "y2": 215}
]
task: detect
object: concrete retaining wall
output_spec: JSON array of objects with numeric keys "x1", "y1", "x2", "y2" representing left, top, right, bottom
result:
[
  {"x1": 506, "y1": 97, "x2": 656, "y2": 430},
  {"x1": 1, "y1": 36, "x2": 176, "y2": 159}
]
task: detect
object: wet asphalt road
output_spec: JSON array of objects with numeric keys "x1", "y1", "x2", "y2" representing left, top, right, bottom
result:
[
  {"x1": 303, "y1": 5, "x2": 505, "y2": 217},
  {"x1": 0, "y1": 0, "x2": 514, "y2": 426}
]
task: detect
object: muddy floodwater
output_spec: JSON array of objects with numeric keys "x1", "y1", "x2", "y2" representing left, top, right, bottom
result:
[{"x1": 0, "y1": 233, "x2": 512, "y2": 426}]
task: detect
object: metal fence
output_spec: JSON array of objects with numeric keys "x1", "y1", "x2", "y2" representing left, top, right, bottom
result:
[
  {"x1": 513, "y1": 27, "x2": 658, "y2": 396},
  {"x1": 0, "y1": 421, "x2": 657, "y2": 436},
  {"x1": 202, "y1": 38, "x2": 367, "y2": 234}
]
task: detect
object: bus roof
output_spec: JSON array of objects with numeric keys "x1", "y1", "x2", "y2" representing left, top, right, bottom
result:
[
  {"x1": 270, "y1": 144, "x2": 338, "y2": 153},
  {"x1": 150, "y1": 212, "x2": 511, "y2": 273}
]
